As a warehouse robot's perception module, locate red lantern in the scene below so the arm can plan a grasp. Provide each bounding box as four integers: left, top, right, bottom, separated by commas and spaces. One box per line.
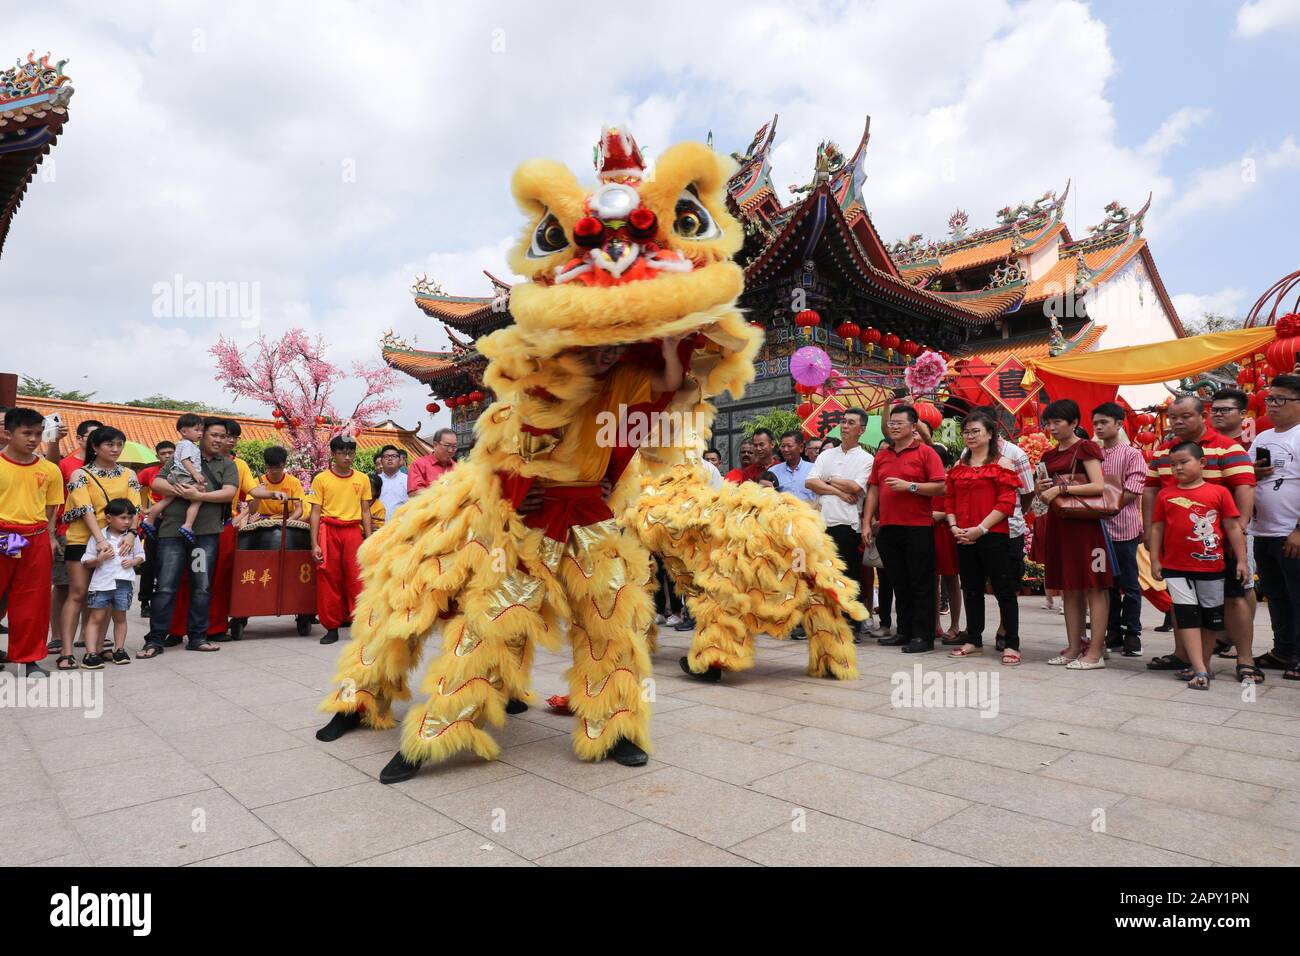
1134, 430, 1157, 446
862, 327, 882, 345
794, 382, 816, 396
468, 390, 485, 403
271, 409, 282, 419
901, 339, 920, 358
425, 403, 438, 413
273, 420, 285, 430
1249, 390, 1268, 414
797, 402, 815, 419
1266, 325, 1300, 376
881, 332, 901, 351
795, 309, 821, 339
835, 321, 860, 352
315, 415, 325, 424
914, 401, 942, 429
1236, 367, 1260, 386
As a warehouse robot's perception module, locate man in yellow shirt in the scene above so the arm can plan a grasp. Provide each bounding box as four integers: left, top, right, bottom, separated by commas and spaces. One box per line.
248, 445, 305, 520
306, 436, 372, 645
0, 408, 67, 676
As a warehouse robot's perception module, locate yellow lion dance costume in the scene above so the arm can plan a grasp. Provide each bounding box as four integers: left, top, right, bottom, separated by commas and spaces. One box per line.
317, 128, 866, 783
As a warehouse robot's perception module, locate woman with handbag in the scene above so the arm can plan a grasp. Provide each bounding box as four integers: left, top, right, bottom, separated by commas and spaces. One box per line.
944, 410, 1024, 664
1034, 399, 1115, 669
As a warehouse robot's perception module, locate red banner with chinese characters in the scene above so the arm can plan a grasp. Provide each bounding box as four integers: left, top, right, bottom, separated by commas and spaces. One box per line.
801, 395, 847, 439
980, 356, 1042, 416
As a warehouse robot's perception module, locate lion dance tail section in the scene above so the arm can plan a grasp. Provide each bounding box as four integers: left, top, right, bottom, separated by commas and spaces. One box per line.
625, 463, 865, 679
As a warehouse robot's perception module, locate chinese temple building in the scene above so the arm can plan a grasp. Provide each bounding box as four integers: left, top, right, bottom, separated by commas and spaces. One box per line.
386, 117, 1183, 462
0, 52, 72, 260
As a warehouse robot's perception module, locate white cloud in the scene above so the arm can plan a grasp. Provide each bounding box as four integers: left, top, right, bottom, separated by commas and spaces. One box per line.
1171, 288, 1249, 322
1165, 136, 1300, 222
1139, 107, 1211, 158
1236, 0, 1300, 36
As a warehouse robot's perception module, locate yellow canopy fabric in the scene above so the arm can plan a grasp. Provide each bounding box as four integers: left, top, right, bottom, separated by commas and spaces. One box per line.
1024, 326, 1276, 386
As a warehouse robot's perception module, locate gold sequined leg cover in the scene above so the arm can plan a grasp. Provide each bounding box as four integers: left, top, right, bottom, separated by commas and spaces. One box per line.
550, 518, 656, 761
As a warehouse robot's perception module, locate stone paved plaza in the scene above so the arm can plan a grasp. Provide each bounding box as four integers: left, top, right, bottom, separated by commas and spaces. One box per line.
4, 598, 1300, 867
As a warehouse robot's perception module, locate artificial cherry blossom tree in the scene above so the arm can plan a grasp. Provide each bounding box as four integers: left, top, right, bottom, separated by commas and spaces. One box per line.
211, 329, 399, 480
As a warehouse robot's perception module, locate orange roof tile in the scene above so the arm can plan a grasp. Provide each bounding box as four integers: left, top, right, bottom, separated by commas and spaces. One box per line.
25, 397, 432, 461
938, 235, 1015, 273
957, 323, 1107, 365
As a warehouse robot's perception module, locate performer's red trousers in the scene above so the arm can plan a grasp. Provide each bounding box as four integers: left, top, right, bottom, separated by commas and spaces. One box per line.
0, 523, 53, 663
169, 523, 236, 637
316, 518, 362, 630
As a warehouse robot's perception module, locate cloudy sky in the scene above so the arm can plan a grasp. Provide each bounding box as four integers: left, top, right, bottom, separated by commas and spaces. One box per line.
4, 0, 1298, 431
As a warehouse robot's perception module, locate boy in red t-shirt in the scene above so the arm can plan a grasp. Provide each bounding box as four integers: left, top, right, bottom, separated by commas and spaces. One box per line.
1150, 441, 1249, 690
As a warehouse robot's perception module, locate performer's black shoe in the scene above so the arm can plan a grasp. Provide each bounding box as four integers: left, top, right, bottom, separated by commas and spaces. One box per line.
673, 617, 695, 632
609, 738, 648, 767
790, 626, 807, 641
679, 656, 721, 682
877, 634, 909, 647
320, 629, 339, 645
316, 711, 361, 742
379, 751, 423, 784
902, 639, 934, 654
505, 699, 529, 715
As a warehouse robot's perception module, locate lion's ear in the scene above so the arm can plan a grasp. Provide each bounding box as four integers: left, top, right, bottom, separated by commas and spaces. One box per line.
638, 142, 742, 261
507, 160, 588, 278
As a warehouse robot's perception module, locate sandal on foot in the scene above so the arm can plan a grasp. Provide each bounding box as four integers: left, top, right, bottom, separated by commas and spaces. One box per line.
1187, 671, 1211, 690
1175, 666, 1214, 681
1001, 649, 1022, 666
1284, 667, 1300, 681
1254, 651, 1289, 670
178, 527, 197, 546
948, 645, 982, 658
137, 644, 162, 659
1236, 663, 1264, 684
55, 655, 78, 670
186, 641, 220, 652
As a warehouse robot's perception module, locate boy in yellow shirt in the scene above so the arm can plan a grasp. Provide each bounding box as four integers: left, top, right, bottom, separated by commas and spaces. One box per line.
248, 445, 304, 520
0, 408, 66, 676
306, 436, 372, 645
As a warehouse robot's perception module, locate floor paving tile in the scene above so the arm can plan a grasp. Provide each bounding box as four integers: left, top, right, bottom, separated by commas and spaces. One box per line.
205, 745, 369, 809
730, 810, 986, 866
536, 820, 754, 866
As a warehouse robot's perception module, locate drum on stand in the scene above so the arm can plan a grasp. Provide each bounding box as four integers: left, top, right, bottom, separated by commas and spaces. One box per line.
237, 516, 312, 552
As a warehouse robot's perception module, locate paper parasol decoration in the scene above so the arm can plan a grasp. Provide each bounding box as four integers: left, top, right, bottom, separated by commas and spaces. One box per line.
790, 346, 833, 387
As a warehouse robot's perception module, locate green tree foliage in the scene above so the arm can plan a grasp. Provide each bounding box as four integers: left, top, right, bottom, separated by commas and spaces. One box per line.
742, 408, 802, 440
18, 375, 97, 402
123, 394, 234, 415
234, 438, 285, 477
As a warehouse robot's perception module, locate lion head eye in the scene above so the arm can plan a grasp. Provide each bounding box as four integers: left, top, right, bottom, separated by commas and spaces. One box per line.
672, 189, 719, 240
528, 212, 570, 258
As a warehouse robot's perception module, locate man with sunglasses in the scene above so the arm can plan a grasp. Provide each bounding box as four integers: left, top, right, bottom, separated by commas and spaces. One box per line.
408, 429, 458, 497
1248, 375, 1300, 681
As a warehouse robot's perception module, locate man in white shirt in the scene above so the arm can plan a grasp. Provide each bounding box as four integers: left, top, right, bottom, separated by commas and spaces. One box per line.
805, 408, 874, 639
375, 445, 409, 518
1249, 373, 1300, 679
773, 430, 815, 502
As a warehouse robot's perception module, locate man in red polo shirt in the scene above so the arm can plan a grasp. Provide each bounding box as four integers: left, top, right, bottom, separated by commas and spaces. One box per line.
408, 429, 458, 496
1142, 394, 1256, 676
726, 429, 775, 483
863, 405, 947, 653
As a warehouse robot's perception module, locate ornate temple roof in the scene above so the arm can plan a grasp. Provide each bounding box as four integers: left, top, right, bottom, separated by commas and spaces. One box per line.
957, 321, 1108, 364
0, 52, 73, 258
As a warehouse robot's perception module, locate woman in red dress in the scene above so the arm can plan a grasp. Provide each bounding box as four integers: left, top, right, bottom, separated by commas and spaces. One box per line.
1035, 399, 1113, 669
923, 428, 962, 643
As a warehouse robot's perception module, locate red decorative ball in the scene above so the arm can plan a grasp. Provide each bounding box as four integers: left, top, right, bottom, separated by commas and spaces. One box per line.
573, 216, 605, 249
862, 327, 882, 345
795, 309, 822, 329
1276, 313, 1300, 338
315, 415, 325, 424
271, 409, 282, 419
425, 403, 436, 413
626, 207, 658, 240
273, 420, 285, 430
